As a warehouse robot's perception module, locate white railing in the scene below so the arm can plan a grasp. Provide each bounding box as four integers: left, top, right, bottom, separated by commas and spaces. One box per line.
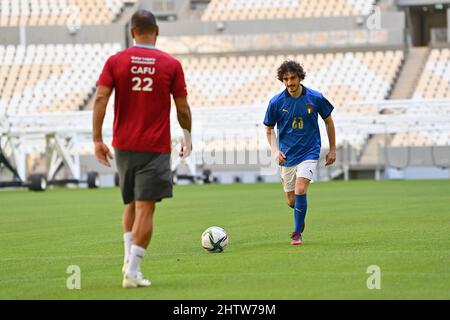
1, 99, 450, 183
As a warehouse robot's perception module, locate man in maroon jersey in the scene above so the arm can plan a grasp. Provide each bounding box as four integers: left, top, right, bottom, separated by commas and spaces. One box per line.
92, 10, 192, 288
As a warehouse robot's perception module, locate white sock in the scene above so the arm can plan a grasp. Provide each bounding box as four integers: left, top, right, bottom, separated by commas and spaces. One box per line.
123, 232, 133, 264
126, 244, 146, 277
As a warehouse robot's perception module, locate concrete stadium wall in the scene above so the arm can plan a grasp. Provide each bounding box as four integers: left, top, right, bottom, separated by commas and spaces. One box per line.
383, 146, 450, 169
158, 11, 405, 44
0, 27, 20, 44
138, 0, 191, 20
0, 24, 128, 47
385, 166, 450, 179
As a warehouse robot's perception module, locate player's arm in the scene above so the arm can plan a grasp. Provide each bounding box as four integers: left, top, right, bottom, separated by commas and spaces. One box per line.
92, 85, 113, 167
265, 125, 286, 165
324, 115, 336, 166
174, 96, 192, 158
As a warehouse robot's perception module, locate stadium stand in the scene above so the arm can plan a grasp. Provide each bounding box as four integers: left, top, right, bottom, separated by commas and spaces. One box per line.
180, 50, 404, 110
1, 45, 404, 116
390, 101, 450, 148
201, 0, 376, 21
413, 48, 450, 99
0, 43, 122, 115
0, 0, 130, 26
390, 131, 441, 147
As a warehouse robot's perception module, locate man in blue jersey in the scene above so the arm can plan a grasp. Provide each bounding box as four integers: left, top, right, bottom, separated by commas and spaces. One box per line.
264, 60, 336, 245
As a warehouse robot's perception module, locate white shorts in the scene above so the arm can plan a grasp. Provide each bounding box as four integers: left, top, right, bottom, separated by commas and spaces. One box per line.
280, 160, 318, 193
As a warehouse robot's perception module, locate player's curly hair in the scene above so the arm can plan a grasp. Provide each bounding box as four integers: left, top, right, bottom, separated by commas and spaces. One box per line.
277, 60, 306, 82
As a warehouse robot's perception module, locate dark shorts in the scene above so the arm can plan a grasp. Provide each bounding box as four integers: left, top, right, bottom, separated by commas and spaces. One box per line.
115, 148, 173, 204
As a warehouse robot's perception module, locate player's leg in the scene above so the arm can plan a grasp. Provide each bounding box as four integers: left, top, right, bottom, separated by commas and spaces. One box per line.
125, 200, 155, 278
281, 166, 301, 244
129, 152, 171, 250
123, 201, 135, 232
123, 152, 172, 288
285, 191, 295, 208
122, 201, 135, 273
294, 177, 311, 232
132, 200, 155, 248
281, 166, 296, 204
115, 148, 138, 274
291, 160, 318, 245
123, 200, 154, 288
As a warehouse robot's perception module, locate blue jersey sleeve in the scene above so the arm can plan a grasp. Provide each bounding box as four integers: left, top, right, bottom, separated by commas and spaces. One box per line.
263, 100, 278, 127
318, 94, 334, 119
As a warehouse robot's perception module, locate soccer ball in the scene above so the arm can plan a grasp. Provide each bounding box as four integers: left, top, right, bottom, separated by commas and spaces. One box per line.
201, 226, 229, 253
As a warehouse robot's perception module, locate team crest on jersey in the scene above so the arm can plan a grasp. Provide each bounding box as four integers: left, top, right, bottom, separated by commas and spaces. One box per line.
306, 103, 313, 114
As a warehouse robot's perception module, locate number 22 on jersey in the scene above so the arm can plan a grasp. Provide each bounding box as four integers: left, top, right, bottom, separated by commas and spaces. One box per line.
132, 77, 153, 92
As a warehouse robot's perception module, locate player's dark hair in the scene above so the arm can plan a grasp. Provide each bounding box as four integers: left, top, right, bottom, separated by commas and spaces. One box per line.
277, 60, 306, 82
131, 10, 158, 35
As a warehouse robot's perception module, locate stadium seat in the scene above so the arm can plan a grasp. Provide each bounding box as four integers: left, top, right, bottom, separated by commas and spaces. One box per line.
0, 43, 122, 115
0, 0, 126, 26
413, 48, 450, 99
201, 0, 376, 21
179, 50, 404, 110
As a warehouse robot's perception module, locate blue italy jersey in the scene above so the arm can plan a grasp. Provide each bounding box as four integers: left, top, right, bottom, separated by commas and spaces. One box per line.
263, 85, 334, 167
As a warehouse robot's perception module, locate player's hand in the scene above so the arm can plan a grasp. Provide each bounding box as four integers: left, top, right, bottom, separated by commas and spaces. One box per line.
94, 141, 113, 167
179, 129, 192, 159
325, 149, 336, 166
274, 150, 286, 165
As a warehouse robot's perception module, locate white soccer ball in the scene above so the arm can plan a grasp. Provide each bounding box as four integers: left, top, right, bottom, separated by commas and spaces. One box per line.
201, 226, 229, 253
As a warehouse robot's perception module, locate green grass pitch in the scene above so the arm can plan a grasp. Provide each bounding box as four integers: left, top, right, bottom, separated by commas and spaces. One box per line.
0, 180, 449, 299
